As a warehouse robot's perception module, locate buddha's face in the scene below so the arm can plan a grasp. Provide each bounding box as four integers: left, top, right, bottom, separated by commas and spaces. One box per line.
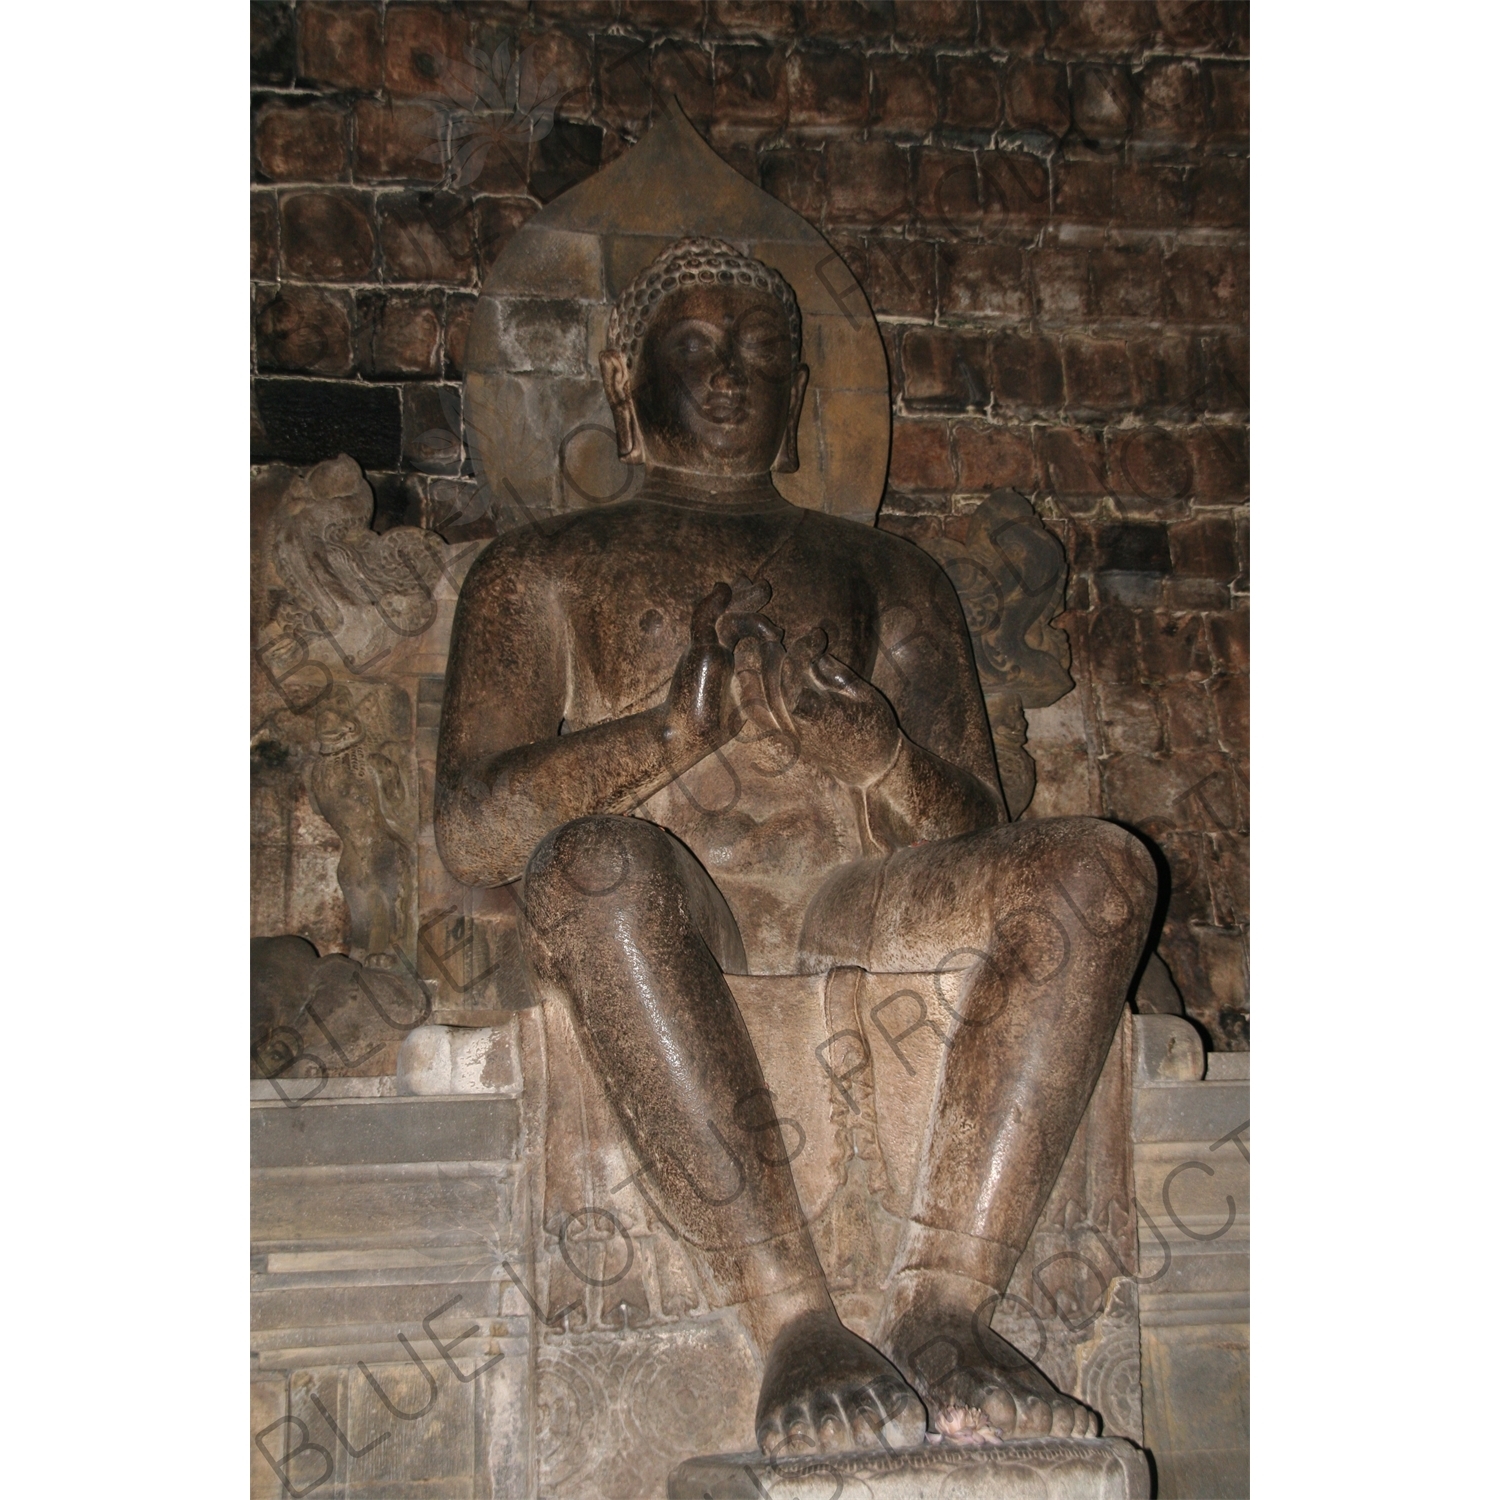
604, 284, 809, 478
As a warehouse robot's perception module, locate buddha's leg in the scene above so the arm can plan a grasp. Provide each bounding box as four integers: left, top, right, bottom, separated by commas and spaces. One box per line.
799, 817, 1156, 1439
520, 815, 924, 1456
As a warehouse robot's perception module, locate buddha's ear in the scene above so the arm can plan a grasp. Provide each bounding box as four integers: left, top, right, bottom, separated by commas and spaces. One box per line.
772, 365, 811, 475
600, 349, 644, 465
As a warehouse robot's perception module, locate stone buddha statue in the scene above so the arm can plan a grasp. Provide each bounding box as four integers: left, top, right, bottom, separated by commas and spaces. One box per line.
435, 238, 1155, 1458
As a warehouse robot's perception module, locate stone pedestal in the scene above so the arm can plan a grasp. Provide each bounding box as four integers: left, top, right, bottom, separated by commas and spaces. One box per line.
669, 1439, 1150, 1499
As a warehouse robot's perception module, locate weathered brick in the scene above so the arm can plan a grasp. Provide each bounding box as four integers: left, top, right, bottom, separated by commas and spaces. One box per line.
527, 31, 596, 116
384, 3, 471, 99
1157, 833, 1215, 925
803, 1, 895, 41
1003, 61, 1070, 137
253, 377, 402, 469
356, 290, 444, 377
1087, 607, 1138, 683
1168, 515, 1237, 581
1080, 520, 1170, 574
1101, 749, 1235, 835
1205, 608, 1249, 674
761, 149, 825, 220
938, 243, 1029, 320
255, 99, 349, 183
535, 0, 615, 22
837, 235, 934, 319
354, 100, 443, 183
256, 285, 354, 375
298, 2, 382, 91
953, 425, 1037, 492
403, 382, 464, 473
1031, 246, 1091, 321
1048, 1, 1159, 57
1185, 157, 1248, 228
1198, 331, 1249, 412
1070, 65, 1134, 141
976, 0, 1048, 52
1128, 334, 1199, 412
1038, 425, 1109, 497
1185, 425, 1248, 501
1054, 158, 1181, 226
443, 292, 477, 376
1163, 576, 1230, 611
787, 46, 867, 130
529, 120, 603, 203
1156, 1, 1242, 54
1137, 610, 1212, 683
992, 331, 1063, 409
252, 1, 296, 86
377, 191, 475, 284
894, 0, 972, 43
713, 44, 788, 129
889, 419, 954, 490
1096, 683, 1163, 755
1205, 830, 1249, 929
938, 58, 1001, 132
599, 36, 657, 135
281, 189, 377, 281
466, 126, 531, 195
915, 148, 979, 227
1159, 681, 1217, 753
978, 150, 1050, 224
826, 140, 910, 222
623, 1, 705, 31
1136, 61, 1206, 144
1093, 569, 1162, 608
901, 328, 990, 411
1164, 245, 1247, 323
1205, 62, 1250, 144
1210, 674, 1248, 754
653, 42, 715, 126
1092, 246, 1164, 318
475, 197, 536, 273
1063, 336, 1133, 410
870, 55, 938, 136
251, 191, 278, 279
1108, 427, 1193, 504
707, 0, 798, 35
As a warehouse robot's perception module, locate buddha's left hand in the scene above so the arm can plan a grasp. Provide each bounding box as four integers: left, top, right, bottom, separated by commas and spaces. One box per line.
779, 629, 903, 789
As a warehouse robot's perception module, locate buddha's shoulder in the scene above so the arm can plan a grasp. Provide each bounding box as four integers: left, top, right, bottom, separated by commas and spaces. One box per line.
793, 510, 950, 587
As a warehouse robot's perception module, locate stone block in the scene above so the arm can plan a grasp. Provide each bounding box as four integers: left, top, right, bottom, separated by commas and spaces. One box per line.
671, 1439, 1151, 1498
281, 189, 377, 281
938, 242, 1029, 320
992, 331, 1064, 409
787, 45, 868, 131
1071, 65, 1135, 141
383, 2, 470, 99
298, 2, 382, 92
1133, 1014, 1205, 1084
916, 146, 980, 227
870, 54, 939, 136
251, 1095, 520, 1169
475, 297, 588, 376
256, 285, 354, 376
354, 99, 444, 183
954, 424, 1037, 493
397, 1024, 517, 1095
901, 326, 991, 410
978, 150, 1051, 226
253, 378, 402, 469
255, 99, 349, 182
826, 139, 910, 223
889, 419, 953, 491
251, 1, 295, 87
377, 190, 476, 285
1003, 59, 1072, 137
355, 290, 444, 378
894, 0, 973, 43
713, 43, 789, 130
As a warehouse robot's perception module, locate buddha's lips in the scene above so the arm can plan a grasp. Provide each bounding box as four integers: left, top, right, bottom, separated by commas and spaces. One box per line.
700, 395, 746, 422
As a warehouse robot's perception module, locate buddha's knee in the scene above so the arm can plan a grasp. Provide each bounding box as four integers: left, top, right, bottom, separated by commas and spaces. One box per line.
1021, 818, 1156, 949
522, 814, 675, 929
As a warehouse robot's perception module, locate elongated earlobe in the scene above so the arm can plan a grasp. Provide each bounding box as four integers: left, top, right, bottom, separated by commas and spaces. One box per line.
599, 349, 645, 465
772, 365, 811, 475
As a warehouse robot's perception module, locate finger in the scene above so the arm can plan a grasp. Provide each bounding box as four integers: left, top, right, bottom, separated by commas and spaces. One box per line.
721, 610, 782, 646
810, 649, 861, 694
691, 582, 732, 645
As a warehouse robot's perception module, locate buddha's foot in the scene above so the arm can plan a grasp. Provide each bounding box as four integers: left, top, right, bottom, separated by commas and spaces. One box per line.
882, 1301, 1099, 1442
756, 1310, 927, 1457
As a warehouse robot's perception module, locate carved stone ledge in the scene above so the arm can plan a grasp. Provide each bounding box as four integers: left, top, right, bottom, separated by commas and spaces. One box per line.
669, 1437, 1150, 1499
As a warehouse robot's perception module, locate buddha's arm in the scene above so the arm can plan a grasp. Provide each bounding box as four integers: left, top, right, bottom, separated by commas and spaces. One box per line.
435, 549, 734, 887
865, 559, 1008, 849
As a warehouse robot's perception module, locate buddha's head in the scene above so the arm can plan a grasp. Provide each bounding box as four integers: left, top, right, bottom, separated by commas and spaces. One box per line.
600, 238, 810, 480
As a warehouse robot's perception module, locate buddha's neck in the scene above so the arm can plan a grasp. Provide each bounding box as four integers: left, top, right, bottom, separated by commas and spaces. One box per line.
638, 466, 788, 510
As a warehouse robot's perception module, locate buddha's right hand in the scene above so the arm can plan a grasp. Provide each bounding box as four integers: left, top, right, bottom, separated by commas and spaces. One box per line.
663, 579, 781, 758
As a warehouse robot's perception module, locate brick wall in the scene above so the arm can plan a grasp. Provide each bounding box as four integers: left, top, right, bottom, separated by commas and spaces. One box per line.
250, 0, 1249, 1049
